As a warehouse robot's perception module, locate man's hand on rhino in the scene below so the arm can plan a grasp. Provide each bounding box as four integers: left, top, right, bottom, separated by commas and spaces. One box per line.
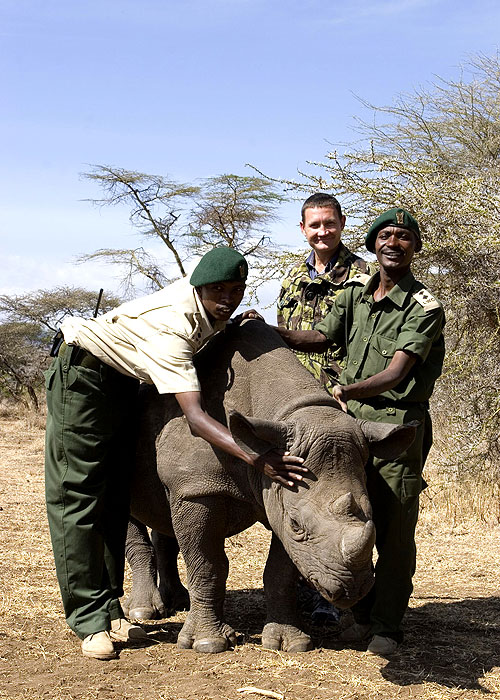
332, 385, 348, 413
232, 309, 265, 324
252, 449, 308, 487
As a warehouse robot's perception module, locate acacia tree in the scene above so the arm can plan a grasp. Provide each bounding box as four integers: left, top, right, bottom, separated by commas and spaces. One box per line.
81, 166, 286, 299
0, 287, 121, 333
0, 322, 47, 410
81, 166, 200, 291
270, 53, 500, 481
0, 287, 121, 410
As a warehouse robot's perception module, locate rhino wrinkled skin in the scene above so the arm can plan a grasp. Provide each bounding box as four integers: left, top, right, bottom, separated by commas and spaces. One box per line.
126, 320, 416, 653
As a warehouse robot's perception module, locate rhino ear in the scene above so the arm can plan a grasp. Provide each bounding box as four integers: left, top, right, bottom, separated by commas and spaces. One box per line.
228, 410, 290, 455
357, 419, 419, 460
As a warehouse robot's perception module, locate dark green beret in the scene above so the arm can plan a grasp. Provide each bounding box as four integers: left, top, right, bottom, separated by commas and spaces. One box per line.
189, 247, 248, 287
365, 208, 421, 253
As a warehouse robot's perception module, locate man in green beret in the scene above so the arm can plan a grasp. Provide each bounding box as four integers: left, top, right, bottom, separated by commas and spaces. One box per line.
274, 208, 445, 655
45, 247, 306, 660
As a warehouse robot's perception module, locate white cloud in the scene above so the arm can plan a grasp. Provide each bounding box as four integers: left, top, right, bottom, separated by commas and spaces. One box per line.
0, 254, 121, 297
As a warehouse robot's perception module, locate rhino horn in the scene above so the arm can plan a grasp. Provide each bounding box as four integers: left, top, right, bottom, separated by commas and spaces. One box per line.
341, 520, 375, 566
228, 410, 290, 456
330, 492, 357, 518
357, 419, 420, 460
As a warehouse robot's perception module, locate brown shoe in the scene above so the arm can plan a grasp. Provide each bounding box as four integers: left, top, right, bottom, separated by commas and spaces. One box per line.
110, 618, 148, 642
367, 634, 398, 656
82, 631, 116, 660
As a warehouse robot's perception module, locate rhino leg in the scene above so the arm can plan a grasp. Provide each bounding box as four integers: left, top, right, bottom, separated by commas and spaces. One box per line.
262, 533, 313, 652
173, 497, 237, 653
151, 529, 190, 613
123, 518, 168, 620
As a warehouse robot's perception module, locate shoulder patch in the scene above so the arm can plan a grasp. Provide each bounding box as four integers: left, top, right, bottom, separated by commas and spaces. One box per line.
345, 273, 371, 286
412, 289, 441, 311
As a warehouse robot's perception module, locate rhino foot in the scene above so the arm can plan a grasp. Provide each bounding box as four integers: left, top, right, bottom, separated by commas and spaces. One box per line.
177, 617, 237, 653
123, 588, 166, 620
127, 605, 160, 620
124, 581, 189, 620
194, 637, 232, 653
262, 623, 313, 652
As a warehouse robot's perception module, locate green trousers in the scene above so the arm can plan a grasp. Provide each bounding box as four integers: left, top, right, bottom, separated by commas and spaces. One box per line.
45, 344, 139, 639
349, 400, 433, 643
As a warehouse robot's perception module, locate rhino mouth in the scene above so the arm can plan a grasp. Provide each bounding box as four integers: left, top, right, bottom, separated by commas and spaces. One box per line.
309, 571, 374, 610
309, 578, 345, 606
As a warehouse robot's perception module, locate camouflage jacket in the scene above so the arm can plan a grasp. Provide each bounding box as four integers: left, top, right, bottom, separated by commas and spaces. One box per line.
277, 243, 373, 395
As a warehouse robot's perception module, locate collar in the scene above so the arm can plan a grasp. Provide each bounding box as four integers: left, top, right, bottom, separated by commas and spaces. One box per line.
362, 270, 417, 309
305, 248, 340, 280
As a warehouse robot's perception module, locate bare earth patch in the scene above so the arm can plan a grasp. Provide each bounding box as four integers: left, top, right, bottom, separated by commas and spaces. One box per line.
0, 416, 499, 700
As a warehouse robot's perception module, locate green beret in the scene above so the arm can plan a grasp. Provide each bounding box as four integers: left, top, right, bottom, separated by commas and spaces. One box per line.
365, 208, 422, 253
189, 247, 248, 287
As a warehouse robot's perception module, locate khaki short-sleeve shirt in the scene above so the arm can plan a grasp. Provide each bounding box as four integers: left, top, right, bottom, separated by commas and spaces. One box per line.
61, 278, 226, 394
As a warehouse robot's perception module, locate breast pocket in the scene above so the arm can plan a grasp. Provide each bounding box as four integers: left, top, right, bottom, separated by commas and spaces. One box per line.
315, 292, 339, 321
370, 334, 396, 372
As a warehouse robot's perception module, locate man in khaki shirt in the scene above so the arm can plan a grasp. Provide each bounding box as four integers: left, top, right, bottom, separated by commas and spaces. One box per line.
61, 273, 229, 394
45, 247, 306, 661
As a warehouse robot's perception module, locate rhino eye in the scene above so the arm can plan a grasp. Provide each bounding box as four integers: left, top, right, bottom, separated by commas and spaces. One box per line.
289, 517, 307, 540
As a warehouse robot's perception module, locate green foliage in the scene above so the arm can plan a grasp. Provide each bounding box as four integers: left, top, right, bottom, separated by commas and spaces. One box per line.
188, 174, 283, 251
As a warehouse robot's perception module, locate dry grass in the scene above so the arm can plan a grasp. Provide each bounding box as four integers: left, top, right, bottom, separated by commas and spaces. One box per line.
0, 398, 46, 429
419, 440, 500, 529
0, 414, 499, 700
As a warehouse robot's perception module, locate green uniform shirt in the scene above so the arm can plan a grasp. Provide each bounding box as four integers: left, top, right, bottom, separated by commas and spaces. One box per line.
277, 243, 373, 394
316, 270, 445, 640
315, 270, 445, 405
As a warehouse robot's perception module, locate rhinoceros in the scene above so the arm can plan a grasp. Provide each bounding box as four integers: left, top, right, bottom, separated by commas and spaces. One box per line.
125, 320, 416, 653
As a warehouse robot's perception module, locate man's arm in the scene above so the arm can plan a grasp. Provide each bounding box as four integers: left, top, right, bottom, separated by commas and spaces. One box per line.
232, 311, 332, 353
273, 326, 332, 352
174, 391, 308, 487
332, 350, 417, 412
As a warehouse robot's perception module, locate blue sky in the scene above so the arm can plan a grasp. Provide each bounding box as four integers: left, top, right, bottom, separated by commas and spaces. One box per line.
2, 0, 499, 310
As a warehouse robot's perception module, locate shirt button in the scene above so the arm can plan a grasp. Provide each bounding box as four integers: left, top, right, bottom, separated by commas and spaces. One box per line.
386, 407, 396, 415
363, 337, 368, 342
382, 350, 387, 355
371, 313, 377, 319
352, 360, 358, 365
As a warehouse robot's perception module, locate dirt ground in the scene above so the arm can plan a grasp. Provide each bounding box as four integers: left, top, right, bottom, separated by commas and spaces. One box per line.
0, 415, 499, 700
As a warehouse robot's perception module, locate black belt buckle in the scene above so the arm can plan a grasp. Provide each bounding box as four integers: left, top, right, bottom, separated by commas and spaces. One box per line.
49, 330, 64, 357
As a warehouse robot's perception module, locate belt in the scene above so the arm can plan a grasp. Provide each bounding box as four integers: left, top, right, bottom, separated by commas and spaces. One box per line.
58, 342, 102, 371
361, 396, 429, 411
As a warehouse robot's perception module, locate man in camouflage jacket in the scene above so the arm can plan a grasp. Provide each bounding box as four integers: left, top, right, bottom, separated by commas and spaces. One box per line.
278, 193, 373, 395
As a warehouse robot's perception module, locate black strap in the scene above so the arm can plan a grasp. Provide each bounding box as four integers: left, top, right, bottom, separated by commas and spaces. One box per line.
49, 330, 64, 357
